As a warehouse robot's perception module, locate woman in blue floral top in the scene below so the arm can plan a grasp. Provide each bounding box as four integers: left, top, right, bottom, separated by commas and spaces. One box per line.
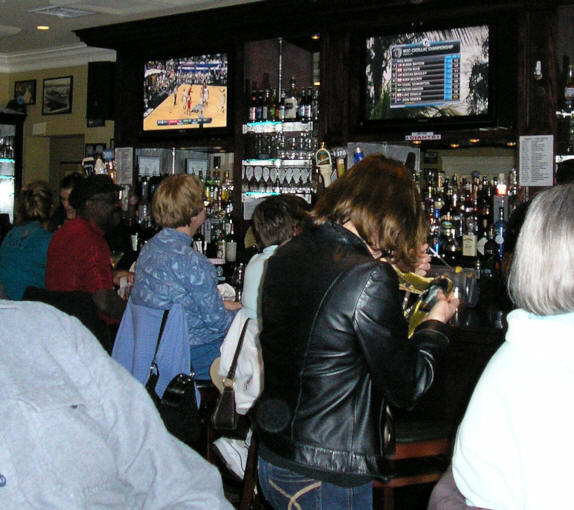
131, 174, 241, 379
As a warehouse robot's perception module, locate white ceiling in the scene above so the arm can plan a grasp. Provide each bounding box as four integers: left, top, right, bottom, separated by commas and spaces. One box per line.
0, 0, 261, 56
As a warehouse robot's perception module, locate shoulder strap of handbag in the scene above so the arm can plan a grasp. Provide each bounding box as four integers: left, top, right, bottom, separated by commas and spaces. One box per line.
225, 318, 251, 382
150, 309, 170, 369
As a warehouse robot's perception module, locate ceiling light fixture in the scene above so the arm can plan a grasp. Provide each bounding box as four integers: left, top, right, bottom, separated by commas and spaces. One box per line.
469, 138, 480, 143
450, 143, 460, 148
29, 6, 94, 19
36, 25, 50, 31
311, 34, 320, 40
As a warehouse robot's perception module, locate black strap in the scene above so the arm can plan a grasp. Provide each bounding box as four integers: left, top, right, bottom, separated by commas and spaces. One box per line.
225, 318, 250, 382
149, 309, 170, 372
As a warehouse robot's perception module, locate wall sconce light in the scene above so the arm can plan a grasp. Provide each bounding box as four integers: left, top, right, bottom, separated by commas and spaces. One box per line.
533, 60, 543, 80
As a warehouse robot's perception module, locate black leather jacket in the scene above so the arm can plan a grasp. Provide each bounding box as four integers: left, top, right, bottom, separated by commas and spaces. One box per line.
255, 221, 450, 481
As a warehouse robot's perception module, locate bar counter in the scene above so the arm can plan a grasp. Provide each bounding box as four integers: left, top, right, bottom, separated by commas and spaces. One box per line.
396, 274, 510, 434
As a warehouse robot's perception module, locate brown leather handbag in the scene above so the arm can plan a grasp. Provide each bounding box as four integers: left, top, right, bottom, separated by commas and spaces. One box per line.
211, 318, 250, 431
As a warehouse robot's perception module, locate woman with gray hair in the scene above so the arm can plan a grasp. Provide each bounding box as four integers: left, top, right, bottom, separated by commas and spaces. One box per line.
448, 183, 574, 509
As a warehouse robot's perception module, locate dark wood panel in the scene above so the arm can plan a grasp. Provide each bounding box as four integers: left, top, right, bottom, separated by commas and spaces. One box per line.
73, 0, 564, 152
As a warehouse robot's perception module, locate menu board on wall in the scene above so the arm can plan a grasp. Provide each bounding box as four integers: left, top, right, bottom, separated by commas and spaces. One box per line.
519, 135, 553, 187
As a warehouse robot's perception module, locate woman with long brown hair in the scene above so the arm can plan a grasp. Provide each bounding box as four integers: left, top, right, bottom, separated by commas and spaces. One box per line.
255, 155, 458, 510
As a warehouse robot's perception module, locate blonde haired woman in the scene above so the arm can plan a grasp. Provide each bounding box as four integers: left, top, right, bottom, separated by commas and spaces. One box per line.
0, 181, 54, 299
131, 174, 240, 380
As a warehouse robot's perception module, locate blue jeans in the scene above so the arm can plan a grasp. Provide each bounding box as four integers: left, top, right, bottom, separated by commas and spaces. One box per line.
258, 457, 373, 510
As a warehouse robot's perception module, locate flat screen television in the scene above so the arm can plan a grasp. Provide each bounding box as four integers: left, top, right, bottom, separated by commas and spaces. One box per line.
363, 24, 492, 129
143, 53, 228, 133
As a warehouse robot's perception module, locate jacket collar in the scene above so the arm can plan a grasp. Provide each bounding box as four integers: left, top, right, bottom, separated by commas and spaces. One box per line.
320, 221, 373, 257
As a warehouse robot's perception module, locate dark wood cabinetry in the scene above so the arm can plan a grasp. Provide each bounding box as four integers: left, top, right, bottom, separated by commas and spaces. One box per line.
75, 0, 564, 149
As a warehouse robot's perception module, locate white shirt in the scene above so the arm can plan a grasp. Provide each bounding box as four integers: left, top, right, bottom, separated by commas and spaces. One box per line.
453, 308, 574, 510
0, 299, 233, 510
241, 245, 277, 319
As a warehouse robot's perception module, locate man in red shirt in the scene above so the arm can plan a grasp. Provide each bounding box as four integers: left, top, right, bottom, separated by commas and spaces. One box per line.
46, 175, 131, 322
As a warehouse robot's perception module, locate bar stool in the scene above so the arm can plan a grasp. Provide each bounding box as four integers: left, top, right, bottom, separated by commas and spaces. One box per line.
195, 380, 220, 462
373, 417, 452, 510
238, 433, 261, 510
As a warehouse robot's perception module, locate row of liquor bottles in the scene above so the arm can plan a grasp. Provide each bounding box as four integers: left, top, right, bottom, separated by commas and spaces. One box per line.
423, 169, 519, 278
125, 211, 238, 283
192, 215, 238, 264
125, 165, 235, 252
248, 77, 319, 123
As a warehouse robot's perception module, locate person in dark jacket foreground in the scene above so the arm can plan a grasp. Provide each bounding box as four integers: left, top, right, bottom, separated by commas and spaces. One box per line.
255, 154, 459, 510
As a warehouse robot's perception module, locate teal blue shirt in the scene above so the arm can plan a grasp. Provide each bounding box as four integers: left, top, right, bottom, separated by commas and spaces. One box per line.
0, 222, 52, 300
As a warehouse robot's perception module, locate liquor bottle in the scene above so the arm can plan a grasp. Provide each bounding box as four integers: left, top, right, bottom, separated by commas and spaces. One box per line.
277, 88, 286, 122
494, 206, 507, 261
476, 218, 489, 257
297, 87, 307, 121
481, 225, 499, 278
221, 171, 233, 204
461, 213, 478, 266
565, 64, 574, 112
225, 219, 237, 263
284, 76, 299, 121
428, 207, 441, 258
193, 225, 205, 254
269, 88, 278, 121
443, 229, 461, 266
255, 90, 264, 121
204, 169, 212, 204
248, 87, 257, 122
262, 89, 270, 121
216, 227, 226, 260
128, 217, 142, 254
353, 146, 364, 164
305, 87, 313, 122
311, 86, 320, 122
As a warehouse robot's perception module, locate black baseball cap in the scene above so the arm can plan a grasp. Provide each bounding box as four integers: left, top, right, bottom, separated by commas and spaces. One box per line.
69, 174, 121, 209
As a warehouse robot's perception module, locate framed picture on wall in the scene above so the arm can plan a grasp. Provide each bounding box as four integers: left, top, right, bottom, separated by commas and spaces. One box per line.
14, 80, 36, 105
42, 76, 73, 115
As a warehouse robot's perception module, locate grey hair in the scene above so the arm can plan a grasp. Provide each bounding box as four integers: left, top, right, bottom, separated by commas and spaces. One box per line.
507, 183, 574, 315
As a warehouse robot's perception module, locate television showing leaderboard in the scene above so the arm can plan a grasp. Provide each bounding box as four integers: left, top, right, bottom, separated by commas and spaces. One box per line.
143, 53, 228, 132
364, 25, 490, 122
390, 40, 461, 109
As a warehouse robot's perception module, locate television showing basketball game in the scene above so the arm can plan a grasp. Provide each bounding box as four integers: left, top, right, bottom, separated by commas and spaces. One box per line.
143, 53, 228, 132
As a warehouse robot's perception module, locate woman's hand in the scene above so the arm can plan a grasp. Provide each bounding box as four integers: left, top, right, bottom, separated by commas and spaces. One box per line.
224, 300, 242, 311
113, 270, 134, 287
425, 290, 460, 324
414, 243, 431, 276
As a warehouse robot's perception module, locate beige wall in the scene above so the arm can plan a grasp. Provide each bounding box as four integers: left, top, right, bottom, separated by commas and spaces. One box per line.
0, 74, 8, 103
0, 65, 114, 188
422, 147, 517, 179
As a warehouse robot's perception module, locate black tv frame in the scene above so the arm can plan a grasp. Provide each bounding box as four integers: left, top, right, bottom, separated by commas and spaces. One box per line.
353, 18, 510, 136
138, 48, 234, 141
